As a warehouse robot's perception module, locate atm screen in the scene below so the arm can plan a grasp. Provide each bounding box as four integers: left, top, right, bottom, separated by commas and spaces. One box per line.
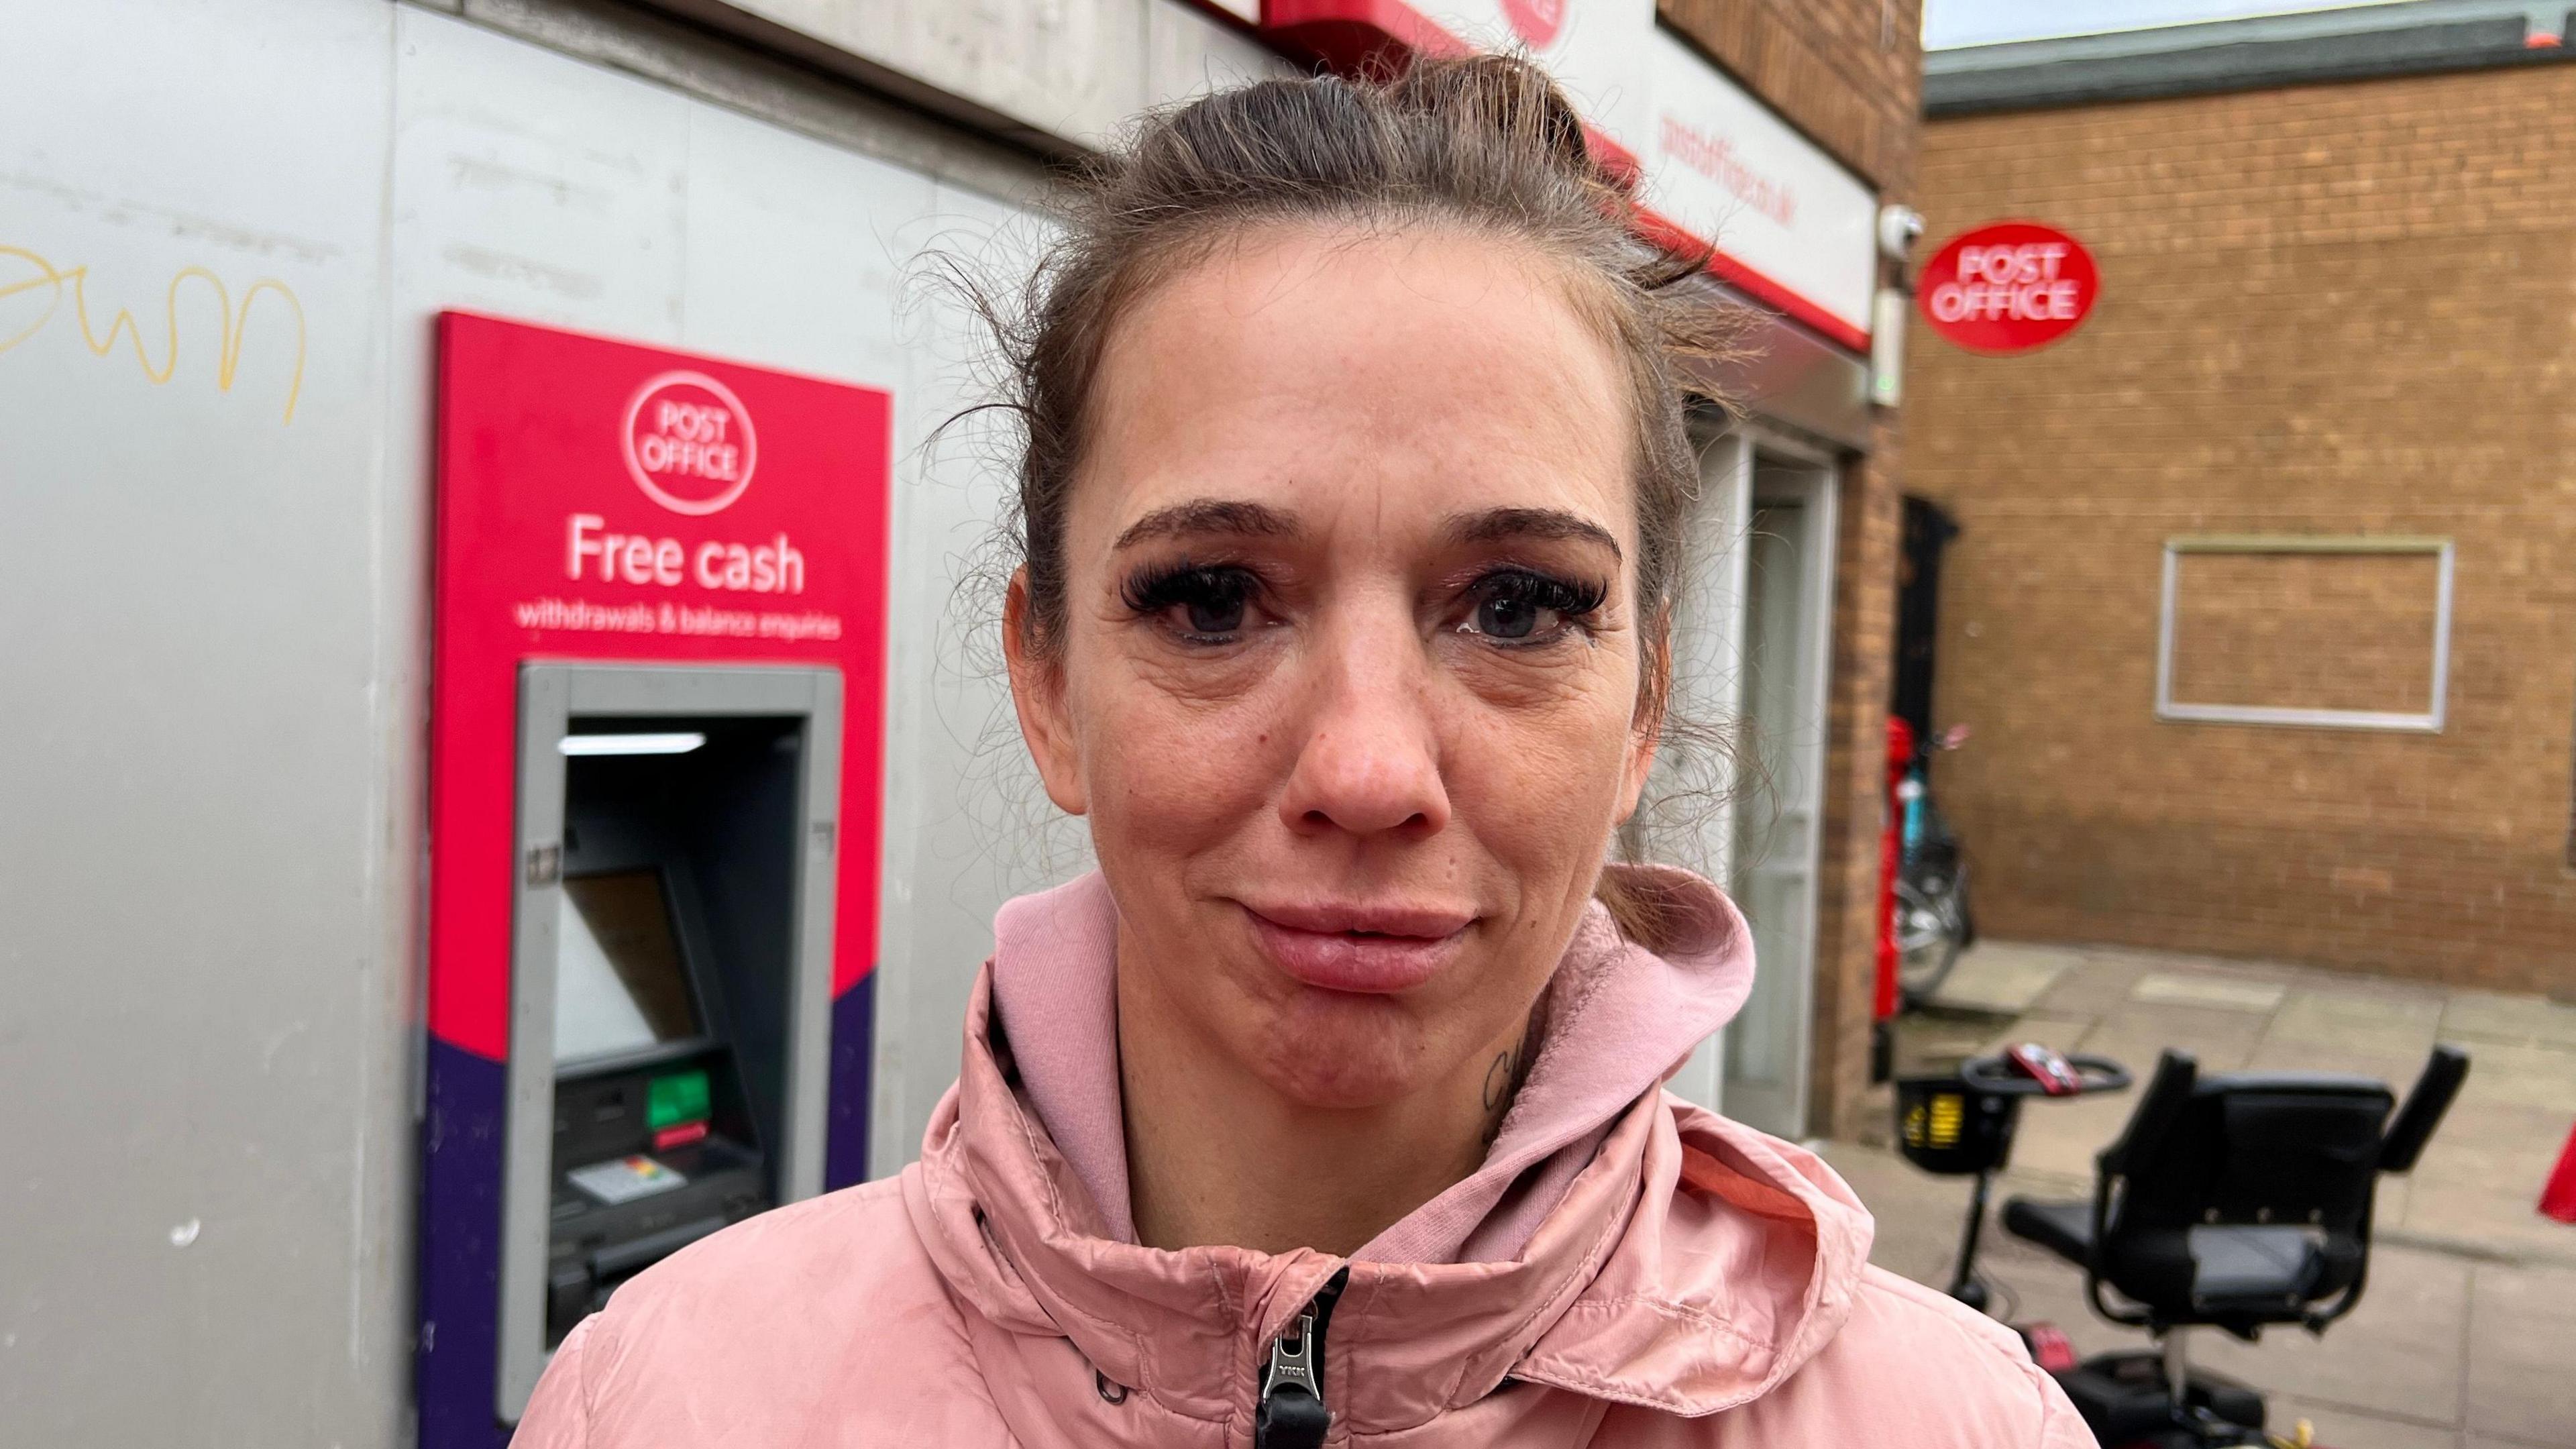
555, 870, 700, 1063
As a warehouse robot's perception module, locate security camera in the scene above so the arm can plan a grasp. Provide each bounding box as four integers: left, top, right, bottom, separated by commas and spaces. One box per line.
1878, 205, 1925, 261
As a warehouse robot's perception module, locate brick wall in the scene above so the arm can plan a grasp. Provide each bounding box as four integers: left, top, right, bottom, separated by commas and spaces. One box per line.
1908, 64, 2576, 996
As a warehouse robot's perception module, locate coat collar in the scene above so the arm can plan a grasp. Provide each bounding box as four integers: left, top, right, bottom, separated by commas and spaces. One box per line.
901, 874, 1874, 1436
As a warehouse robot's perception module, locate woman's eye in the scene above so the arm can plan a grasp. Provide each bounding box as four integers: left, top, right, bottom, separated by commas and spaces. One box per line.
1122, 564, 1258, 641
1459, 571, 1603, 645
1183, 592, 1245, 635
1476, 592, 1542, 640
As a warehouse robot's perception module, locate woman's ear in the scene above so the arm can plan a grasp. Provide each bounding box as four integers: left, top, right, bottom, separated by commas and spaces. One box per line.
1616, 606, 1672, 822
1002, 568, 1091, 817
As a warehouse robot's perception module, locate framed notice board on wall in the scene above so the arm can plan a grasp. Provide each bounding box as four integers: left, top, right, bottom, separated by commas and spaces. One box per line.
2154, 535, 2455, 734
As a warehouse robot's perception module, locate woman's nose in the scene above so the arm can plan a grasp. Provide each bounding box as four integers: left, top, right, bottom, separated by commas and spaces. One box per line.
1275, 621, 1452, 839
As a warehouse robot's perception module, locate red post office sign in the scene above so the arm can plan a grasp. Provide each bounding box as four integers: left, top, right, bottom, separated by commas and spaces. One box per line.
1917, 221, 2099, 354
424, 312, 892, 1062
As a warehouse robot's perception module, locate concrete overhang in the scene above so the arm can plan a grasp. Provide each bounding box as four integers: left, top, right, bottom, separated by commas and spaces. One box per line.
1926, 1, 2576, 116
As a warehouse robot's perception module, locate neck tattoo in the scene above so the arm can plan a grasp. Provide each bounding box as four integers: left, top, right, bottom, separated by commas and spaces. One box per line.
1479, 998, 1548, 1146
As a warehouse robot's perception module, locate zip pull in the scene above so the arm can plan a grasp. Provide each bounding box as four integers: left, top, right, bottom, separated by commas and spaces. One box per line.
1254, 1309, 1329, 1449
1254, 1268, 1346, 1449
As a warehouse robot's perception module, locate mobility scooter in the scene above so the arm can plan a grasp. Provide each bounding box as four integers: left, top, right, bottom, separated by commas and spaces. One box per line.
1897, 1040, 2469, 1448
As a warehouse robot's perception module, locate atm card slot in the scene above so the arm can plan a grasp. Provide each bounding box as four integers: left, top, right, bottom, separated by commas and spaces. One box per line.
589, 1214, 729, 1278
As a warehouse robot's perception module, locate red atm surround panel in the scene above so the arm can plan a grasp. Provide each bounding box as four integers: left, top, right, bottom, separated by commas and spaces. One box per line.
419, 313, 890, 1446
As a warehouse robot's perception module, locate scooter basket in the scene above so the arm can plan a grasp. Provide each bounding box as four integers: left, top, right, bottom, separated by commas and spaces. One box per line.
1894, 1075, 2022, 1176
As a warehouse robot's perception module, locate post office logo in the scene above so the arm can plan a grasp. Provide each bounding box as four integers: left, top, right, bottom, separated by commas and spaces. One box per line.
623, 371, 759, 515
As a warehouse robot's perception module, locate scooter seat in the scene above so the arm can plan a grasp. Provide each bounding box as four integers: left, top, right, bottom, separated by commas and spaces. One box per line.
2002, 1197, 2092, 1265
2006, 1196, 2333, 1313
2179, 1226, 2326, 1305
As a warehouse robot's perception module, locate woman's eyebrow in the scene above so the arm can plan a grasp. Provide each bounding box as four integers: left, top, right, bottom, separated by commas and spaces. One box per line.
1112, 498, 1301, 549
1442, 507, 1623, 560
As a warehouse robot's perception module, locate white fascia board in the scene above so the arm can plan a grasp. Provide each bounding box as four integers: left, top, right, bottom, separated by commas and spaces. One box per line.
1635, 28, 1878, 341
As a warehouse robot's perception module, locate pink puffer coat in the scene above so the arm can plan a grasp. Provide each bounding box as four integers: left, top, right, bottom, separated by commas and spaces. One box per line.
516, 869, 2094, 1447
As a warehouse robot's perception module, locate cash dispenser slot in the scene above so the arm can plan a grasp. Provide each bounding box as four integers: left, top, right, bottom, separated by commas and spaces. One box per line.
498, 666, 841, 1416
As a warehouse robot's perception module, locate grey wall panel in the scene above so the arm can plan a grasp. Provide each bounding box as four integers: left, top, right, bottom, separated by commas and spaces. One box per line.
2, 0, 1082, 1439
0, 1, 410, 1443
866, 184, 1095, 1178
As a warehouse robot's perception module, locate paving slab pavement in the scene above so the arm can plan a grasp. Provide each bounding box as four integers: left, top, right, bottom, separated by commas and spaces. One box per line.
1933, 941, 2088, 1015
2463, 1260, 2576, 1446
1828, 942, 2576, 1449
2440, 991, 2576, 1053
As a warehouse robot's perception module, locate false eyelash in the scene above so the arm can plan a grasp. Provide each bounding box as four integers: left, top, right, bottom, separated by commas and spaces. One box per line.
1118, 560, 1256, 616
1474, 568, 1608, 621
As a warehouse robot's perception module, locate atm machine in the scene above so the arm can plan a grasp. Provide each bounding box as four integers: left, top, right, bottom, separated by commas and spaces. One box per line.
507, 668, 840, 1377
418, 315, 890, 1446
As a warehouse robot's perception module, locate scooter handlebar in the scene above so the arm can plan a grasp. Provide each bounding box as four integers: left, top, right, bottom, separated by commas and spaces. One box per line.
1956, 1052, 2133, 1097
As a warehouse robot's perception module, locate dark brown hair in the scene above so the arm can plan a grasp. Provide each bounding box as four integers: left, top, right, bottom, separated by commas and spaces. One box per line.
983, 54, 1740, 944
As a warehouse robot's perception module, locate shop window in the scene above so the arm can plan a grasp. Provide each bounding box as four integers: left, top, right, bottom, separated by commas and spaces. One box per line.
2155, 536, 2453, 733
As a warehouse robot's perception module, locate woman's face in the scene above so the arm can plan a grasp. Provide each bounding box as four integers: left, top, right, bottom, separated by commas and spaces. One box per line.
1008, 227, 1659, 1110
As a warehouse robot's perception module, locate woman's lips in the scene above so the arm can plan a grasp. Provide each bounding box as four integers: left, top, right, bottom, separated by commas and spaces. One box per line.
1240, 902, 1473, 994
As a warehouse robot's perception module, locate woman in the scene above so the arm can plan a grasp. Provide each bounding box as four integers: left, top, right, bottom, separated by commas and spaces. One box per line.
518, 57, 2092, 1448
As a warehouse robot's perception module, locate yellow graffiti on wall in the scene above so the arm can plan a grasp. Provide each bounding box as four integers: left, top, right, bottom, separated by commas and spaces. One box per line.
0, 244, 307, 424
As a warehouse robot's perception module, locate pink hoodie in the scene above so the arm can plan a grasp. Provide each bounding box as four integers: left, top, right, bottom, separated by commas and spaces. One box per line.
517, 867, 2095, 1447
